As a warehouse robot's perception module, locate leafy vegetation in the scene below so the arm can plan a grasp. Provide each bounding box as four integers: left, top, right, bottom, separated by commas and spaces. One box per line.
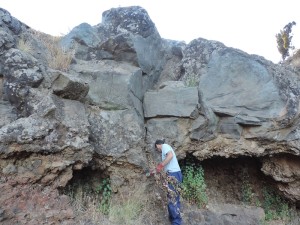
262, 187, 291, 221
238, 173, 294, 223
183, 73, 199, 87
241, 169, 254, 204
182, 164, 208, 208
95, 178, 112, 215
242, 181, 253, 204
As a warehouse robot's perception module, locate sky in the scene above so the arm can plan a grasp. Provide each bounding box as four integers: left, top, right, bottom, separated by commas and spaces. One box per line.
1, 0, 300, 63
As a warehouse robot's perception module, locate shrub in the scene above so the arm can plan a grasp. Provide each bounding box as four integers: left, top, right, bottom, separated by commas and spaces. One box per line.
183, 73, 199, 87
262, 187, 291, 221
241, 169, 254, 204
95, 178, 112, 215
242, 179, 253, 204
182, 164, 208, 208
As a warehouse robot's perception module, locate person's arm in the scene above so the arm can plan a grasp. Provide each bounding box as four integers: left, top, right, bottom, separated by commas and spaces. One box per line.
161, 151, 173, 166
156, 150, 173, 173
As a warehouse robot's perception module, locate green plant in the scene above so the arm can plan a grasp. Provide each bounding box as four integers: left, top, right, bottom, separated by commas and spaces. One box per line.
259, 218, 268, 225
182, 164, 208, 208
96, 178, 112, 215
255, 198, 262, 207
241, 170, 253, 204
242, 180, 253, 204
183, 73, 199, 87
262, 187, 291, 221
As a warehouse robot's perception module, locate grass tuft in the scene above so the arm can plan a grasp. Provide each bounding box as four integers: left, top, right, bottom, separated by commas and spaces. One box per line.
27, 30, 74, 71
17, 38, 33, 54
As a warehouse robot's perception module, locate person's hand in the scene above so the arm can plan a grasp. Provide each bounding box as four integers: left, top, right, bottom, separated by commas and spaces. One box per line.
148, 169, 155, 176
146, 171, 153, 177
156, 163, 164, 173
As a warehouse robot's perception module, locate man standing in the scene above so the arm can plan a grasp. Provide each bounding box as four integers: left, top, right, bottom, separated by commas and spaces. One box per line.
154, 139, 182, 225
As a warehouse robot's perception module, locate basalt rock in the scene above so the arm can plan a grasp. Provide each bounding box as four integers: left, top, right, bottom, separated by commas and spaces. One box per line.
0, 5, 300, 225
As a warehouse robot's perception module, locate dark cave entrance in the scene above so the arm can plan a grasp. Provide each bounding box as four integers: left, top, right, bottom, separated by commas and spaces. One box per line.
65, 166, 108, 188
59, 166, 111, 209
179, 154, 293, 206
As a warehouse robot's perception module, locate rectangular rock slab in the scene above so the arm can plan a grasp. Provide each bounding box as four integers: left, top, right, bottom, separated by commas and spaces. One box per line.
144, 85, 198, 118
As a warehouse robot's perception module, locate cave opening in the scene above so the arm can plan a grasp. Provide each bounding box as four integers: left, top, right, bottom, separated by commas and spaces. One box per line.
58, 166, 111, 213
179, 154, 298, 209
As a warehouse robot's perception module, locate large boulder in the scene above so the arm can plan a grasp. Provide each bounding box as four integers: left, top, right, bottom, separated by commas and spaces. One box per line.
177, 38, 300, 157
1, 47, 45, 116
199, 49, 285, 119
71, 59, 144, 116
61, 6, 167, 92
144, 81, 198, 118
51, 71, 89, 100
0, 95, 93, 186
0, 8, 25, 35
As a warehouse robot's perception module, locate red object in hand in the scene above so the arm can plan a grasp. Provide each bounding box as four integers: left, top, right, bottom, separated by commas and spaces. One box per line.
156, 163, 164, 173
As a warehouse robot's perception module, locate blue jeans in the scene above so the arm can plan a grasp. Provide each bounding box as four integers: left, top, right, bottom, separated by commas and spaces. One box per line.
167, 171, 183, 225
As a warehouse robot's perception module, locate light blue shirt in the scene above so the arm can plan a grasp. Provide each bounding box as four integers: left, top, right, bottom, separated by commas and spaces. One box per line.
161, 144, 181, 172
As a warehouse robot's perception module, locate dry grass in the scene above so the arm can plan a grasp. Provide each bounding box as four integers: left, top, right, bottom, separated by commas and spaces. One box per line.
17, 38, 33, 54
66, 184, 109, 224
109, 182, 169, 225
45, 37, 73, 72
28, 30, 74, 71
65, 181, 165, 225
109, 185, 147, 225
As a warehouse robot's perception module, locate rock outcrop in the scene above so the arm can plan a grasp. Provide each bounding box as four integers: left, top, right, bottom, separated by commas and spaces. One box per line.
0, 5, 300, 224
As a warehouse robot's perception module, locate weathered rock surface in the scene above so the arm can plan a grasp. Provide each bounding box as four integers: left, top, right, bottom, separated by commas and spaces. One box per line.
181, 203, 264, 225
0, 100, 16, 127
262, 155, 300, 201
52, 71, 89, 100
144, 81, 198, 118
200, 49, 285, 119
0, 5, 300, 224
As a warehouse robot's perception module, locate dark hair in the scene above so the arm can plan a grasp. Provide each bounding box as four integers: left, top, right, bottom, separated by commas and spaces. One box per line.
154, 139, 165, 147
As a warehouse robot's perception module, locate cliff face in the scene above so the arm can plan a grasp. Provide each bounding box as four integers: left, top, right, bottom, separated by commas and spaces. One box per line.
0, 6, 300, 224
